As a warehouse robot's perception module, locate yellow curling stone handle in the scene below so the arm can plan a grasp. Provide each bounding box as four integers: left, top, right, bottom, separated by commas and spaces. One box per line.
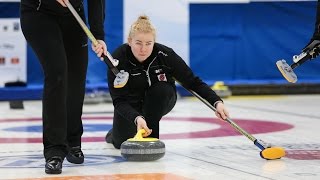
127, 129, 159, 142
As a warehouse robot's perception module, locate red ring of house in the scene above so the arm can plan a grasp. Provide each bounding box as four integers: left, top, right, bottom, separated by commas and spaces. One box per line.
0, 116, 293, 143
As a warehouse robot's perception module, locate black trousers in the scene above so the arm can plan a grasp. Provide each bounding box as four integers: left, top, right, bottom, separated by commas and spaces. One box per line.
111, 82, 177, 149
20, 5, 88, 160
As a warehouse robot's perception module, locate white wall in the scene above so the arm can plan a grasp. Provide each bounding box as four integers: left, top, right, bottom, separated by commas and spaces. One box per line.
124, 0, 190, 64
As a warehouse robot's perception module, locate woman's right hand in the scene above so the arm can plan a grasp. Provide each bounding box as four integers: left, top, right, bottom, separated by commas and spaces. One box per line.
136, 117, 152, 137
56, 0, 68, 7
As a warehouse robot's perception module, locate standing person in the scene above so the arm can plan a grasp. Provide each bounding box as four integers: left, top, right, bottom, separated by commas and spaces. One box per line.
105, 15, 230, 149
20, 0, 107, 174
299, 2, 320, 61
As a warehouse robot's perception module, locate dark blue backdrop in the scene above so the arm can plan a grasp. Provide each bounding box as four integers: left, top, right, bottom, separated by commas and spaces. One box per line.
190, 2, 319, 84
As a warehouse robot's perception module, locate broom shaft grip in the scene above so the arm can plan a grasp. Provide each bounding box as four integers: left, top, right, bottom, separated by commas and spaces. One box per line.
291, 53, 311, 69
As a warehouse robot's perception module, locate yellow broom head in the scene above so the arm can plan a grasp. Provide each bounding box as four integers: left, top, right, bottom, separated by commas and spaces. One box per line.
260, 147, 286, 160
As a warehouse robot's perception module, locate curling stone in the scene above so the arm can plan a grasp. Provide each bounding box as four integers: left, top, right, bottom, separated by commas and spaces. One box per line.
4, 81, 26, 109
211, 81, 232, 98
120, 129, 165, 161
84, 90, 104, 104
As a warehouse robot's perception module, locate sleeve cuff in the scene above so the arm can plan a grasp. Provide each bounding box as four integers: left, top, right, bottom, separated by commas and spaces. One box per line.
213, 101, 223, 108
134, 116, 145, 125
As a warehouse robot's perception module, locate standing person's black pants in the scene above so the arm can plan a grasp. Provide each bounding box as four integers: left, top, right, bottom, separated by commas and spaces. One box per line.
111, 82, 177, 149
20, 6, 88, 160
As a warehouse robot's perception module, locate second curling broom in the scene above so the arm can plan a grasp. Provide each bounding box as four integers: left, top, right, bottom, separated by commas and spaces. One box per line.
65, 1, 129, 88
276, 40, 320, 83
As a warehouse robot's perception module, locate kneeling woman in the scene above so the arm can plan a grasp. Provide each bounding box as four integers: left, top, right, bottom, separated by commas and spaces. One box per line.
106, 15, 230, 149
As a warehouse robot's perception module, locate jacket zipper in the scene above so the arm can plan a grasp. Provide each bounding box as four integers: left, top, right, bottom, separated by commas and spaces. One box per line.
145, 56, 157, 87
36, 0, 42, 11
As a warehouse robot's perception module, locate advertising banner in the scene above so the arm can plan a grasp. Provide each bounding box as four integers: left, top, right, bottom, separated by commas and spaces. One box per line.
0, 18, 27, 87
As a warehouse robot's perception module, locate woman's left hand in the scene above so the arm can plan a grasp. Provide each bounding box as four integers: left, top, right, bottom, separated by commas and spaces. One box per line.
92, 40, 107, 61
215, 102, 230, 121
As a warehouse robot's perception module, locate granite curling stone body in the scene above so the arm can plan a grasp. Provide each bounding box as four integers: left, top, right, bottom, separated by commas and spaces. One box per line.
120, 129, 166, 161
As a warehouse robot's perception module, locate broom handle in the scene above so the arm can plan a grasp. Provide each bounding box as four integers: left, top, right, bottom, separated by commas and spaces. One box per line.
65, 1, 119, 75
185, 88, 257, 142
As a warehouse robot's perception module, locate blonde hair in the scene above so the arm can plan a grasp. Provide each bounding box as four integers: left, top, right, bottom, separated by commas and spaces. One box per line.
128, 15, 156, 40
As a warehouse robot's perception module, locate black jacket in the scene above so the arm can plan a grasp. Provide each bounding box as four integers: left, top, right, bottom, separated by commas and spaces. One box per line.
313, 3, 320, 39
20, 0, 105, 40
108, 43, 222, 123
